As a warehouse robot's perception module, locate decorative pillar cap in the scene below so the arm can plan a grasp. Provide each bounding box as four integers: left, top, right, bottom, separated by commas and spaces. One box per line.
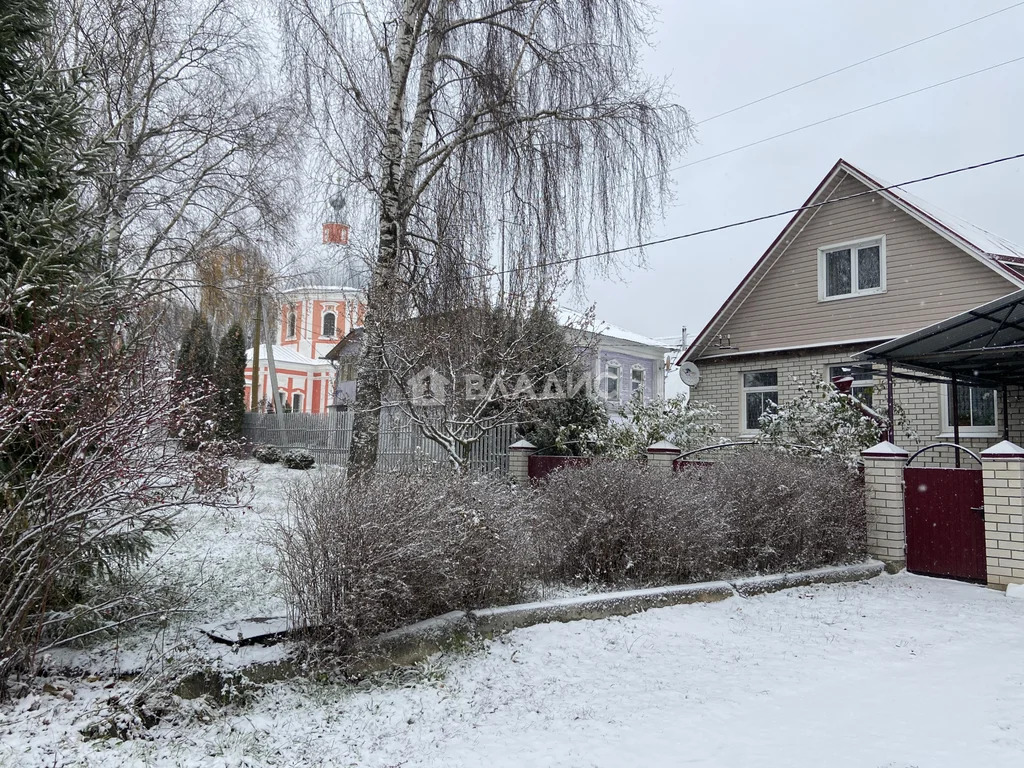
647, 440, 680, 454
509, 439, 537, 451
861, 440, 909, 459
981, 440, 1024, 460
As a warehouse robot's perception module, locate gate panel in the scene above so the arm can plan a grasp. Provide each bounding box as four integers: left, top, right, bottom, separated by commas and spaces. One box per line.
903, 466, 986, 582
528, 455, 592, 481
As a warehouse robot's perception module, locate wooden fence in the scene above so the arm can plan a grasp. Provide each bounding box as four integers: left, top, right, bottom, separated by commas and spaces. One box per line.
242, 409, 515, 473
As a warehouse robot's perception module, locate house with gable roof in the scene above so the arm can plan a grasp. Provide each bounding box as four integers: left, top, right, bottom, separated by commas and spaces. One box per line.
678, 158, 1024, 463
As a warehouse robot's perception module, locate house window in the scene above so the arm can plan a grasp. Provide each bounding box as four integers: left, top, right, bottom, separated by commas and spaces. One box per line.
322, 311, 336, 338
291, 392, 303, 413
631, 366, 645, 397
818, 236, 885, 300
742, 370, 778, 432
286, 308, 297, 339
943, 383, 997, 435
829, 364, 874, 407
606, 362, 620, 401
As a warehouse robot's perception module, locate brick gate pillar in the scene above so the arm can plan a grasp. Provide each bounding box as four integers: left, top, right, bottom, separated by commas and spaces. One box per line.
508, 439, 536, 485
646, 441, 680, 475
861, 441, 909, 571
980, 441, 1024, 590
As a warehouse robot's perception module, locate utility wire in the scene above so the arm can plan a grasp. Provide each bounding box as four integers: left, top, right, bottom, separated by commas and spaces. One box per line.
696, 1, 1024, 126
486, 151, 1024, 277
665, 53, 1024, 174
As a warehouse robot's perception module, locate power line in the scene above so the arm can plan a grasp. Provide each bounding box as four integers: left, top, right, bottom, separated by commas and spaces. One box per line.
665, 53, 1024, 174
696, 1, 1024, 126
488, 151, 1024, 277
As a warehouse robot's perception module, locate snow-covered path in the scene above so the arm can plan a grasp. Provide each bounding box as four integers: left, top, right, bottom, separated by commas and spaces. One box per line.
4, 573, 1024, 767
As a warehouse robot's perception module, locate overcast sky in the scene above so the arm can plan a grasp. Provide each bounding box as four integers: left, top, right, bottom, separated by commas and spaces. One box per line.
579, 0, 1024, 344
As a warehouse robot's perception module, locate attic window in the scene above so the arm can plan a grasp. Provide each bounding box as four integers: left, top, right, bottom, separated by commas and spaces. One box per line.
818, 236, 885, 301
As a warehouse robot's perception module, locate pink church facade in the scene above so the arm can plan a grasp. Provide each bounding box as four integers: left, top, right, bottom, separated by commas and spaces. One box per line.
244, 286, 365, 414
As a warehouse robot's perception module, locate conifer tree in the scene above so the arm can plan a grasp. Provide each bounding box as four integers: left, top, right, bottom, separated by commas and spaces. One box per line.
173, 313, 216, 447
0, 0, 95, 339
215, 322, 247, 437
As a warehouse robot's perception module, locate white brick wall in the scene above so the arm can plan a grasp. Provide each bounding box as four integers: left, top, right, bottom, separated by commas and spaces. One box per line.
862, 455, 906, 564
690, 344, 1024, 467
982, 457, 1024, 588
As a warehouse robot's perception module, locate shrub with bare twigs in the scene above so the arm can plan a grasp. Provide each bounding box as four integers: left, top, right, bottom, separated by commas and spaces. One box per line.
276, 470, 536, 649
0, 313, 250, 692
532, 450, 865, 586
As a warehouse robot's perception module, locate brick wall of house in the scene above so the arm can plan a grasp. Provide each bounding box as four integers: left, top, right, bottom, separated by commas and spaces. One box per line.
689, 344, 1024, 467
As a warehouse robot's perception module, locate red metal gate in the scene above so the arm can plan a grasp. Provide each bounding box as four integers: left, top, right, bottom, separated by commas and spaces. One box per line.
903, 466, 986, 582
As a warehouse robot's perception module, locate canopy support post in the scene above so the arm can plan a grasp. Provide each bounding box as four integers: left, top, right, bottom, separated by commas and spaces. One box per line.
951, 374, 961, 468
1003, 384, 1011, 442
886, 361, 895, 443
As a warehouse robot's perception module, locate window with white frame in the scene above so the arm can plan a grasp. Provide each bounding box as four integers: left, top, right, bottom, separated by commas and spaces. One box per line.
942, 383, 998, 435
606, 362, 620, 401
742, 370, 778, 432
631, 366, 645, 397
322, 310, 336, 337
286, 307, 297, 339
291, 392, 303, 413
818, 236, 885, 300
829, 364, 874, 407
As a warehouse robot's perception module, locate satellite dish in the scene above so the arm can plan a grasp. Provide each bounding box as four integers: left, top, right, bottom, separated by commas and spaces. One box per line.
678, 361, 701, 387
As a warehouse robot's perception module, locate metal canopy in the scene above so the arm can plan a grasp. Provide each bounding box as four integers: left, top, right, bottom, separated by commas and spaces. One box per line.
856, 289, 1024, 387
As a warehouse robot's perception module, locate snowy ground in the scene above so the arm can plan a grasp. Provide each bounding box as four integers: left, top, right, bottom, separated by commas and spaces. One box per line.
4, 572, 1024, 767
44, 459, 303, 677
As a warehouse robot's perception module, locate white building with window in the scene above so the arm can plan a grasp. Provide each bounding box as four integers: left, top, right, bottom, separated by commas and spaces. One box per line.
558, 308, 674, 413
244, 285, 366, 414
677, 158, 1024, 464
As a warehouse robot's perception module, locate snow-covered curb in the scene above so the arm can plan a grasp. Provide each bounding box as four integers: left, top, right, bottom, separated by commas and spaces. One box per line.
342, 560, 885, 675
185, 561, 887, 686
470, 581, 735, 636
730, 560, 885, 597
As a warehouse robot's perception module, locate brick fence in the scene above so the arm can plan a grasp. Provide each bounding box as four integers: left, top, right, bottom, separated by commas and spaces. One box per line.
861, 439, 1024, 590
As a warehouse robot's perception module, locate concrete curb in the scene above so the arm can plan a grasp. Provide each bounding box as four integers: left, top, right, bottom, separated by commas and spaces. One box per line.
216, 560, 885, 685
729, 561, 885, 597
351, 610, 471, 673
470, 581, 735, 636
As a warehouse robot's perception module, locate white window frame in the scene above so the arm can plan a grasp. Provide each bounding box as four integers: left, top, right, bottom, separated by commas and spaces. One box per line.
291, 392, 303, 413
741, 369, 779, 435
817, 235, 886, 302
286, 307, 297, 339
322, 310, 337, 338
605, 361, 621, 402
630, 365, 645, 398
939, 383, 999, 438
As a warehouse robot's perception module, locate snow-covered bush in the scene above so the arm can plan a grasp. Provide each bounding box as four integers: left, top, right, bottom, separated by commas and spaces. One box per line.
756, 374, 885, 465
533, 461, 729, 585
252, 445, 283, 464
531, 450, 865, 585
0, 313, 251, 691
282, 449, 315, 470
703, 449, 866, 572
601, 395, 722, 458
277, 470, 537, 649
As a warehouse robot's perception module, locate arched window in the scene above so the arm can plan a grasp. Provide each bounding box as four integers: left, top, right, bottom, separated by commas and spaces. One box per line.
322, 311, 336, 338
286, 308, 297, 339
605, 362, 620, 401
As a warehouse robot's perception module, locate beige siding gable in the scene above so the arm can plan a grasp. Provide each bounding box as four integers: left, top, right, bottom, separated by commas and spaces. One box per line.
697, 173, 1019, 359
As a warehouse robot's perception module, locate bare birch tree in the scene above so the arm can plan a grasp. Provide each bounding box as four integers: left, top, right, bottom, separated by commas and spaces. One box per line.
278, 0, 690, 475
381, 299, 594, 469
52, 0, 299, 305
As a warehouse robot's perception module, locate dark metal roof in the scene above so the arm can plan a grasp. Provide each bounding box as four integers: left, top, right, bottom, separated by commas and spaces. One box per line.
856, 290, 1024, 387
